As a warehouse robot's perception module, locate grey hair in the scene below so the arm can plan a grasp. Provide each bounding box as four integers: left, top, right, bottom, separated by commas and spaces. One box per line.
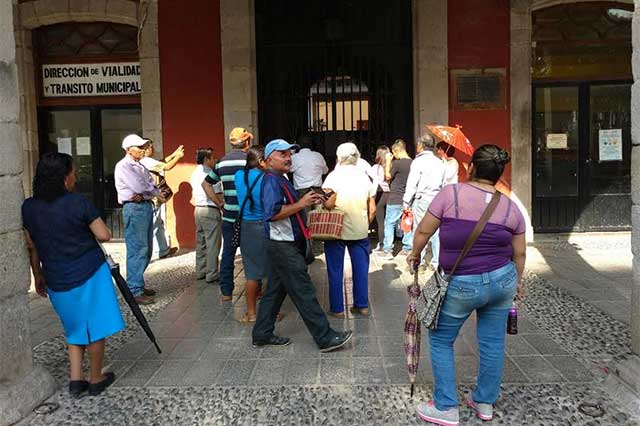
416, 134, 436, 151
336, 142, 360, 166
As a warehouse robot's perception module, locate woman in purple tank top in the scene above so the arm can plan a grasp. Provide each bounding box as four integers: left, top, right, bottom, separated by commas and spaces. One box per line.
407, 144, 527, 425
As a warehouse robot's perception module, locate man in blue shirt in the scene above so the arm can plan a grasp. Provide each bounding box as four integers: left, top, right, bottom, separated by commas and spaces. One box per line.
252, 139, 353, 352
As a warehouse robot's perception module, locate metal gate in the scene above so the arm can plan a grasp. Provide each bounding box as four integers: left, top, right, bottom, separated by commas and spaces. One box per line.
255, 0, 413, 166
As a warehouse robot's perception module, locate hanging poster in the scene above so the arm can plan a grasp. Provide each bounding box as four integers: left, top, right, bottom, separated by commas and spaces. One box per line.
57, 137, 72, 155
76, 137, 91, 156
599, 129, 623, 162
546, 133, 567, 149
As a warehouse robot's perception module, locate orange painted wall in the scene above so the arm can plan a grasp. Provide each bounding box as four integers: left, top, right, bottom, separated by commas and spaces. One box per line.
158, 0, 225, 248
448, 0, 511, 184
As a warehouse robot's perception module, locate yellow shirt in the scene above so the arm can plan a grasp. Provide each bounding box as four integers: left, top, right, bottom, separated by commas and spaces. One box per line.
322, 165, 377, 240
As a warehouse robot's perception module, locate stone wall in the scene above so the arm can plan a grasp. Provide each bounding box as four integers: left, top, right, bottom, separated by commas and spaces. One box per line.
631, 0, 640, 354
0, 1, 55, 424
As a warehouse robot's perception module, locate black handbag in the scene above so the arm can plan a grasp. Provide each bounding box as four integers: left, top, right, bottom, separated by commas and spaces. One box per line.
231, 173, 262, 248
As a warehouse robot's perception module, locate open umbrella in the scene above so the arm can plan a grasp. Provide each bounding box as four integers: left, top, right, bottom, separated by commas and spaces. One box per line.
426, 124, 475, 157
98, 243, 162, 354
404, 270, 422, 397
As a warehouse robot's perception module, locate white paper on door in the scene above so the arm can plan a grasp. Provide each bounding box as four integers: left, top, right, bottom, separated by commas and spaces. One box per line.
76, 137, 91, 156
56, 137, 72, 155
599, 129, 623, 162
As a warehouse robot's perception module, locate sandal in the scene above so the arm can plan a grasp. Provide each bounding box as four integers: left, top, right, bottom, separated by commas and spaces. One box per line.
239, 313, 257, 324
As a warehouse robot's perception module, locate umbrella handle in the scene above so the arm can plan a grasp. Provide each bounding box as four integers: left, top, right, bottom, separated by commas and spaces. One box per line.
96, 240, 119, 269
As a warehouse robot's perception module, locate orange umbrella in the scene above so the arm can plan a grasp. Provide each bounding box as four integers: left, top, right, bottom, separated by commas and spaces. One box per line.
426, 124, 475, 156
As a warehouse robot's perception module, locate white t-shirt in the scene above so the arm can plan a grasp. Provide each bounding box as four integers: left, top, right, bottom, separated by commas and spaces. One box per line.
190, 165, 222, 207
444, 158, 459, 185
290, 148, 329, 190
322, 165, 377, 240
140, 156, 165, 176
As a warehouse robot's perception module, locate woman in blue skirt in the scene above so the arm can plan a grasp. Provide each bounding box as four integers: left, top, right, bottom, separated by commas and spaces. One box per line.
22, 153, 125, 397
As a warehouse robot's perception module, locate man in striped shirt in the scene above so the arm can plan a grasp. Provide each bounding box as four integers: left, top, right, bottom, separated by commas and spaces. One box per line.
202, 127, 253, 300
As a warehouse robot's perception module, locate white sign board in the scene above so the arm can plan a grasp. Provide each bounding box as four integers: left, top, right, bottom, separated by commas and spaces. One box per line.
57, 137, 72, 155
546, 133, 568, 149
42, 62, 141, 97
76, 137, 91, 156
599, 129, 623, 162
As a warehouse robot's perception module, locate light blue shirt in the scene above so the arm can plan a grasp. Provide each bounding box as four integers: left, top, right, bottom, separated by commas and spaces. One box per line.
234, 169, 264, 221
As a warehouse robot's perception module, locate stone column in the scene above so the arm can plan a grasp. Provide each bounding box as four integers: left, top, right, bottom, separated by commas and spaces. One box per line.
0, 1, 56, 424
220, 0, 258, 149
632, 0, 640, 356
412, 0, 448, 140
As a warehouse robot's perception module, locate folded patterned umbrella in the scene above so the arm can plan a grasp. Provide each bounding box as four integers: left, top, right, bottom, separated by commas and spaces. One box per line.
404, 270, 422, 397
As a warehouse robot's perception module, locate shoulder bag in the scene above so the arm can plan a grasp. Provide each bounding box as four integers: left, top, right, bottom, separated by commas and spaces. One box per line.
150, 171, 173, 203
416, 190, 502, 330
231, 172, 263, 249
274, 176, 315, 265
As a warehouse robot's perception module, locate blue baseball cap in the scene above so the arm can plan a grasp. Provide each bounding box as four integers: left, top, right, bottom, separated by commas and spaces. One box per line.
264, 139, 299, 159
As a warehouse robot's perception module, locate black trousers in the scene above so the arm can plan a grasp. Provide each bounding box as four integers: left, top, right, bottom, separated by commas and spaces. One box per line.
253, 240, 335, 346
375, 191, 389, 246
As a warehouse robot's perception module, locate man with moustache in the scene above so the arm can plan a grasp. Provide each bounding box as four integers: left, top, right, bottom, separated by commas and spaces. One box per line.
252, 139, 353, 353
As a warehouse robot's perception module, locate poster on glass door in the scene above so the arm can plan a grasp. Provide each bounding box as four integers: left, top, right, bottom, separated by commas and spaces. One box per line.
599, 129, 623, 162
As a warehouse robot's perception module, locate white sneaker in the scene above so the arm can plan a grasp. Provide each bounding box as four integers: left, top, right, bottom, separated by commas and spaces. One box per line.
416, 400, 459, 426
466, 395, 493, 421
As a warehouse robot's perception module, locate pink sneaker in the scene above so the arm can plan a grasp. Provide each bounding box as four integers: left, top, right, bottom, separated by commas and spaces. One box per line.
416, 400, 459, 426
466, 395, 494, 421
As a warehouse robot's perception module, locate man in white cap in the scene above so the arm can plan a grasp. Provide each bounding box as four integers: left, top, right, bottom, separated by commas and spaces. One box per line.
252, 138, 353, 353
114, 134, 159, 305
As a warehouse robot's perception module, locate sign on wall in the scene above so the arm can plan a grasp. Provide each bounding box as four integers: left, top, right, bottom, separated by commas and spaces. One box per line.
546, 133, 568, 149
599, 129, 623, 162
42, 62, 141, 97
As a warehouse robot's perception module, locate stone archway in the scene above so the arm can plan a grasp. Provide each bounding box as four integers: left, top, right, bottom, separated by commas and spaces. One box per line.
13, 0, 163, 196
533, 0, 633, 10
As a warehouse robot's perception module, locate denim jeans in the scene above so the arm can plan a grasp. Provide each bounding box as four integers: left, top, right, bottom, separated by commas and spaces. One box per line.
253, 240, 336, 347
324, 238, 370, 313
429, 262, 518, 411
220, 220, 236, 296
383, 204, 412, 252
151, 204, 170, 259
412, 197, 439, 268
123, 201, 154, 296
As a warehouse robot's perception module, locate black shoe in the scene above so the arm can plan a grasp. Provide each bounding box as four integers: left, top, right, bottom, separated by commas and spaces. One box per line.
69, 380, 89, 397
88, 372, 115, 396
252, 335, 290, 348
142, 287, 156, 296
319, 330, 353, 353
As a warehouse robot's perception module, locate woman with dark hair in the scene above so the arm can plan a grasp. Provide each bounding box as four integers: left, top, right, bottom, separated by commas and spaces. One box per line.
234, 146, 267, 323
367, 145, 391, 251
407, 144, 526, 425
22, 153, 125, 397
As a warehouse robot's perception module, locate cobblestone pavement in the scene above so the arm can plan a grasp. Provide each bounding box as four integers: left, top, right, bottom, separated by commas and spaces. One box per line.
23, 236, 639, 425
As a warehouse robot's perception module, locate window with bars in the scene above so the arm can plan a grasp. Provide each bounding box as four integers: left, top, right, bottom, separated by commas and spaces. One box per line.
450, 68, 506, 110
308, 76, 369, 132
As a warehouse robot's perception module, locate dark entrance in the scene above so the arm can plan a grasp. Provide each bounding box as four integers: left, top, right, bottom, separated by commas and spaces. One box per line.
531, 2, 632, 232
38, 106, 142, 238
255, 0, 413, 165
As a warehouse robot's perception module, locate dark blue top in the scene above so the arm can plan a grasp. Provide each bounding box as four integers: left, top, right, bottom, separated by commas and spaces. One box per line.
261, 172, 307, 242
22, 192, 105, 292
234, 169, 264, 221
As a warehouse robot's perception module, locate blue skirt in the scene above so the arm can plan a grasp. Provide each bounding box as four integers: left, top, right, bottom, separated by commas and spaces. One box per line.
48, 262, 126, 345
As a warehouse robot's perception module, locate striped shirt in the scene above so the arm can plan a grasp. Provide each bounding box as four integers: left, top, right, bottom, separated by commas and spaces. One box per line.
204, 150, 247, 222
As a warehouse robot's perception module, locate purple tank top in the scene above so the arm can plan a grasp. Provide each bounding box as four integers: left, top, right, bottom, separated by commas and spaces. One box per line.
428, 183, 525, 275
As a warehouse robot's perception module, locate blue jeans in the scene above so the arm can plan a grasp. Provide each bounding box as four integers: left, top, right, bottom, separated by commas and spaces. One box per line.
220, 220, 236, 296
324, 238, 370, 313
123, 202, 154, 296
429, 262, 518, 411
383, 204, 412, 252
151, 204, 170, 259
412, 197, 439, 268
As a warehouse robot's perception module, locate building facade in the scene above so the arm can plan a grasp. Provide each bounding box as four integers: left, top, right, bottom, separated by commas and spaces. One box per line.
11, 0, 634, 247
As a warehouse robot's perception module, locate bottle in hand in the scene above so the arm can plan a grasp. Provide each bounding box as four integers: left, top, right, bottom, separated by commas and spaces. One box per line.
507, 305, 518, 335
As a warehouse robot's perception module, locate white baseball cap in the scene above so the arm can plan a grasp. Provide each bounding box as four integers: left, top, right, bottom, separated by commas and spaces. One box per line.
122, 134, 149, 150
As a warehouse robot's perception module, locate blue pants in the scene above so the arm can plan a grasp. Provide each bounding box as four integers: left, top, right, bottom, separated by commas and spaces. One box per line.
383, 204, 412, 252
412, 197, 440, 268
429, 262, 518, 411
324, 238, 370, 313
151, 204, 170, 259
123, 201, 154, 296
220, 220, 236, 296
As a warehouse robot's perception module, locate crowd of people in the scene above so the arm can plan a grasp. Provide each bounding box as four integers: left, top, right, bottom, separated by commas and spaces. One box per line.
22, 126, 526, 426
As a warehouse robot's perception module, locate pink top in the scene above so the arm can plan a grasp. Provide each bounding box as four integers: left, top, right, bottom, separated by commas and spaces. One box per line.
428, 183, 525, 275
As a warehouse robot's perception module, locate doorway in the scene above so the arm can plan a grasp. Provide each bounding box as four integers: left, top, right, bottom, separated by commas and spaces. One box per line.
532, 82, 631, 232
38, 105, 142, 238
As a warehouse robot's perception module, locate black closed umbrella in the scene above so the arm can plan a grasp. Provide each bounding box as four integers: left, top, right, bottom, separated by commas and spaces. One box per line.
99, 243, 162, 354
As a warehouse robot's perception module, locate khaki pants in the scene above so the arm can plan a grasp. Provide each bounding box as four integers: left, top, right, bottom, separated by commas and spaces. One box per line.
195, 206, 222, 283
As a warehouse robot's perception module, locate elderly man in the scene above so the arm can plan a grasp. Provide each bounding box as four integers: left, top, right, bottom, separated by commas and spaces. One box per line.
114, 134, 160, 304
290, 135, 328, 196
252, 139, 353, 353
202, 127, 252, 301
403, 134, 446, 270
